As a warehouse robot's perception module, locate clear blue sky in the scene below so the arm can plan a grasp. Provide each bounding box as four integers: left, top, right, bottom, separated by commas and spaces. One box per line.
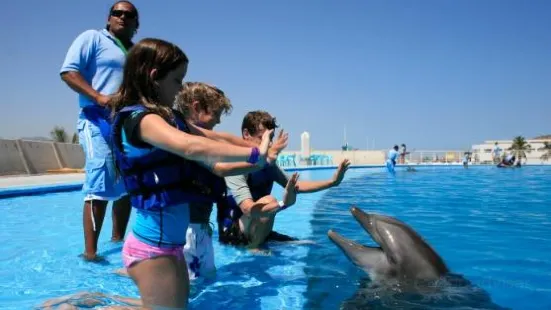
1, 0, 549, 150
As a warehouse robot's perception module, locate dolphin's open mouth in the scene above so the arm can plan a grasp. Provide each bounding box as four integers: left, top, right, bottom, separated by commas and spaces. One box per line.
328, 206, 450, 282
327, 206, 388, 271
327, 206, 381, 248
327, 229, 375, 250
327, 229, 385, 270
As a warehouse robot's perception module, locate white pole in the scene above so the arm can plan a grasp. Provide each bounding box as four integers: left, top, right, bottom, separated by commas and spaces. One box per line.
344, 125, 347, 146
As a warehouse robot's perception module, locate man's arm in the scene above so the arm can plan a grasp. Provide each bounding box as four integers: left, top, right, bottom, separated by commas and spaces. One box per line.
59, 30, 110, 106
272, 163, 331, 193
61, 72, 108, 106
225, 175, 280, 218
273, 159, 350, 194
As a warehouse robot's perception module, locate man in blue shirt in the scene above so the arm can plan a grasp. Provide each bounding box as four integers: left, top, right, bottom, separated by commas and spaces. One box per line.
492, 142, 502, 164
386, 145, 400, 174
59, 1, 139, 261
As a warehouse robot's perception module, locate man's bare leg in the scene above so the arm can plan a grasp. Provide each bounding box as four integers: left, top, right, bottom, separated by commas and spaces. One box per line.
82, 200, 108, 261
112, 195, 131, 242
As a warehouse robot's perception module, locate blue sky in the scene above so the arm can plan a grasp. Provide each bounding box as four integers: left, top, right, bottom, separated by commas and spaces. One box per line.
1, 0, 549, 150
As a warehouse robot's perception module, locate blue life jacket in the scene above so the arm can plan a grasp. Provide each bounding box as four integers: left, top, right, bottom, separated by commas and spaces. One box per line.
217, 166, 272, 231
81, 105, 112, 144
246, 166, 274, 200
216, 166, 274, 246
111, 104, 227, 211
217, 194, 243, 232
217, 166, 272, 228
216, 194, 248, 245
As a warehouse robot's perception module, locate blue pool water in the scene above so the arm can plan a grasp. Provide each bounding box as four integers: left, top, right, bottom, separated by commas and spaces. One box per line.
1, 166, 550, 309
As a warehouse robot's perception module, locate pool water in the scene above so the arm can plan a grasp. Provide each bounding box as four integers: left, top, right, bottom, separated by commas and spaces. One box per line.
0, 166, 550, 309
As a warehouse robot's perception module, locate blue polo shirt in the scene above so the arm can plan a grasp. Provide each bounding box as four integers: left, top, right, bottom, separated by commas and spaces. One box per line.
388, 149, 399, 162
60, 29, 127, 109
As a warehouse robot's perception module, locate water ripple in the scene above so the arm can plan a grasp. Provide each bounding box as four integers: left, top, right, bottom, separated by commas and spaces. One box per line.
1, 166, 551, 309
303, 166, 551, 310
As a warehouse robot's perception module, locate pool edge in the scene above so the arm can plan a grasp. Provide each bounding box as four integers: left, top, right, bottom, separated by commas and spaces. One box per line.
0, 182, 83, 199
1, 163, 547, 198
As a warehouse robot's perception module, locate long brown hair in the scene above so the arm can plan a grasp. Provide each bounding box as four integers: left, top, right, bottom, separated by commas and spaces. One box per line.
110, 38, 189, 121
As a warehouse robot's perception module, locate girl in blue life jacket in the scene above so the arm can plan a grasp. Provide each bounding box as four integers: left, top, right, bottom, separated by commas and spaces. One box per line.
109, 38, 273, 310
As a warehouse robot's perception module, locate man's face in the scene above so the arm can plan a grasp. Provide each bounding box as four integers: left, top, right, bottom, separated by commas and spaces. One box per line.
107, 2, 138, 38
245, 124, 273, 146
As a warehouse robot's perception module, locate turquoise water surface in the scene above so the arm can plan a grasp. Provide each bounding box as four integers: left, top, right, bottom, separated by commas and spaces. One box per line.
0, 166, 550, 309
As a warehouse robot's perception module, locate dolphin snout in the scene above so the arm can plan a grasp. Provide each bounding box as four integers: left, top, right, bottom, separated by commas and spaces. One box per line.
351, 207, 374, 228
327, 229, 346, 243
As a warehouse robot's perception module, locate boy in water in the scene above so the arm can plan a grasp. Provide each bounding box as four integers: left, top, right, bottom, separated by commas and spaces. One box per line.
219, 111, 351, 249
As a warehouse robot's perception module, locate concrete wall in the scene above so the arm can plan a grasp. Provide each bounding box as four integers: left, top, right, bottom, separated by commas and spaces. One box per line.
0, 139, 84, 176
55, 142, 85, 169
1, 140, 390, 176
0, 139, 29, 176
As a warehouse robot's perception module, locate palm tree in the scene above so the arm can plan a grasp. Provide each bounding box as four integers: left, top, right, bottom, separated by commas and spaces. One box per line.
540, 141, 551, 161
71, 133, 79, 144
50, 126, 68, 143
508, 136, 531, 163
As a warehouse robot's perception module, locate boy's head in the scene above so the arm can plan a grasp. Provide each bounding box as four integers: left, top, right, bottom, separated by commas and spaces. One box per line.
175, 82, 232, 129
241, 111, 278, 145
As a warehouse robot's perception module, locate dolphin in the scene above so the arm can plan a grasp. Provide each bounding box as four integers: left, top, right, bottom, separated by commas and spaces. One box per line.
327, 206, 448, 282
327, 207, 510, 309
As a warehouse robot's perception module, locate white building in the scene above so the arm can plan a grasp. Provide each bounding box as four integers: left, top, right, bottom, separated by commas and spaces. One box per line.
471, 138, 550, 164
300, 131, 311, 158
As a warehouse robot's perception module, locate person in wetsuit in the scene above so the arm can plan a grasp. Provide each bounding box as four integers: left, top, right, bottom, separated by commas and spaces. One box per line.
219, 111, 351, 249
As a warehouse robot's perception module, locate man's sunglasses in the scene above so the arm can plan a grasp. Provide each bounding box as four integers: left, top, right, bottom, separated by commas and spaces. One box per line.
111, 9, 137, 19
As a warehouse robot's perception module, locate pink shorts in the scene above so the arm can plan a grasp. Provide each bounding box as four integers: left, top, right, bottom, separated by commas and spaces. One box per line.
122, 233, 185, 268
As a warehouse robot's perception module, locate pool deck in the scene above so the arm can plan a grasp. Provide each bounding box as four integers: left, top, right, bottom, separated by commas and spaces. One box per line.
0, 173, 85, 189
0, 165, 344, 191
0, 164, 346, 197
0, 173, 85, 198
0, 162, 482, 190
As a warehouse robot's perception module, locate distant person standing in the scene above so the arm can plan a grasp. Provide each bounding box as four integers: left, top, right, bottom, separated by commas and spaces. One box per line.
399, 143, 409, 164
463, 152, 471, 168
386, 145, 400, 174
492, 142, 502, 163
59, 1, 139, 261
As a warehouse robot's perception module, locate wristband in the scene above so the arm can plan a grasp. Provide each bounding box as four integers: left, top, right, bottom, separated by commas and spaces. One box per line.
277, 200, 288, 212
247, 147, 260, 164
